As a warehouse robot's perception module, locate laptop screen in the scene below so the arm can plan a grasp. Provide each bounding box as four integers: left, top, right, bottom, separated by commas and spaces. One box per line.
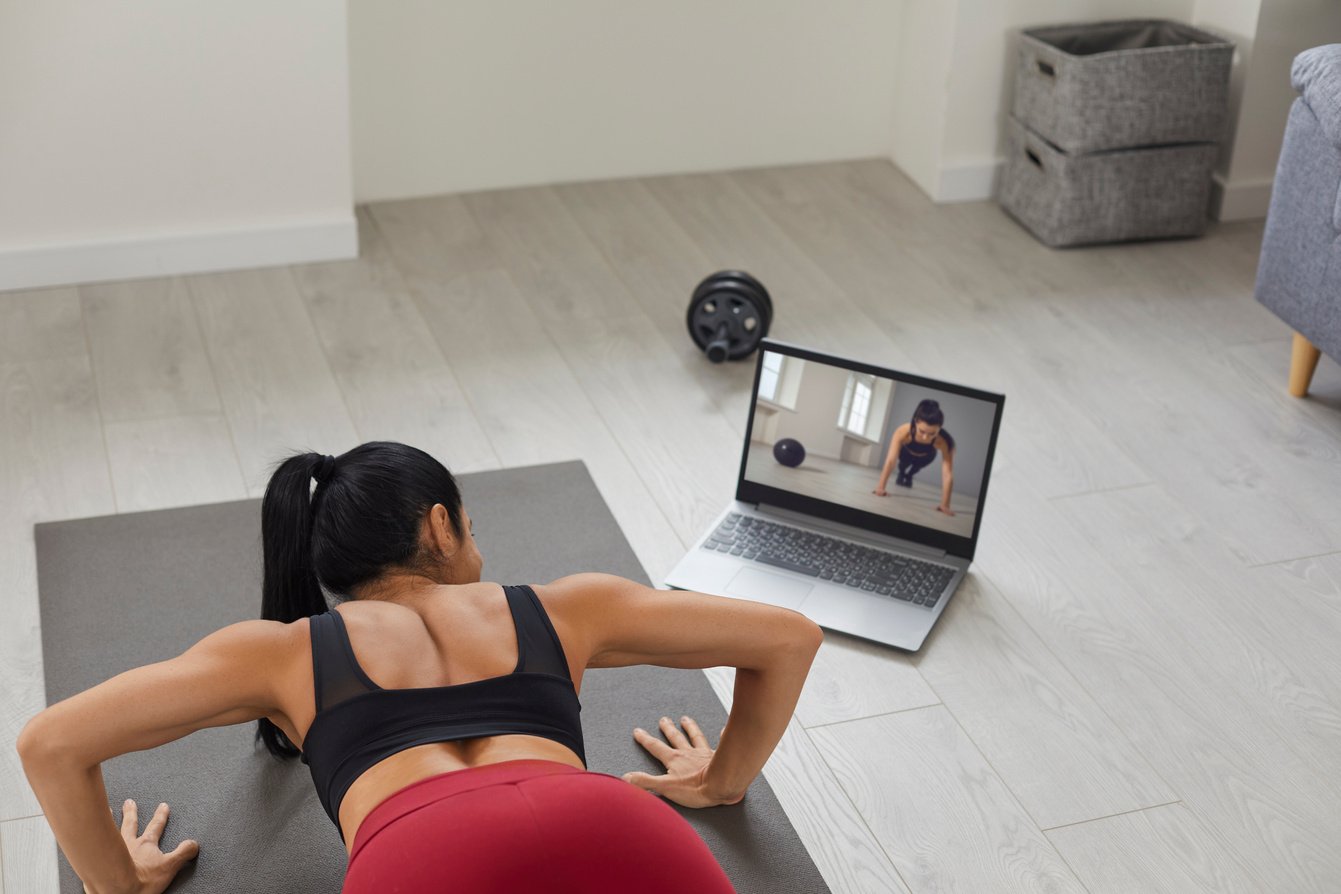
737, 339, 1005, 560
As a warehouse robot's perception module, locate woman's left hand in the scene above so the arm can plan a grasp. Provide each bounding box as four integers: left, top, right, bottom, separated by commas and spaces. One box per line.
87, 800, 199, 894
623, 715, 744, 809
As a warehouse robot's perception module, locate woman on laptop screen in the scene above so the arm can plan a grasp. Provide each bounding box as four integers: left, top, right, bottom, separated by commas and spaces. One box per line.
873, 399, 958, 516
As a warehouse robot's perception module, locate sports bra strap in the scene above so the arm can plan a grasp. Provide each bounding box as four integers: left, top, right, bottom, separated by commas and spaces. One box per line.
509, 584, 572, 680
310, 611, 379, 714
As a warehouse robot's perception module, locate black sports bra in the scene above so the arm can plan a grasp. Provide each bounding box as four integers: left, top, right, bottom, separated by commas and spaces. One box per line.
299, 585, 586, 836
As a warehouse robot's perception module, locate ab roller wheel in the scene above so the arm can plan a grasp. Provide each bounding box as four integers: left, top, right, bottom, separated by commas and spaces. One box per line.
686, 270, 773, 362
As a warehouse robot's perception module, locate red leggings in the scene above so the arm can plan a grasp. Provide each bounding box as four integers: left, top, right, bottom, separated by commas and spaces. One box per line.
343, 759, 736, 893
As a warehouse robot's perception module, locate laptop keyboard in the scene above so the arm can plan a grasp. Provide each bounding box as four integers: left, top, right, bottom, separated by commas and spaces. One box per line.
701, 512, 956, 608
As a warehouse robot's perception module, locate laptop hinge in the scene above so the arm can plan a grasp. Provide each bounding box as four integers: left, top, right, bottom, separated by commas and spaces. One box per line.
751, 502, 949, 560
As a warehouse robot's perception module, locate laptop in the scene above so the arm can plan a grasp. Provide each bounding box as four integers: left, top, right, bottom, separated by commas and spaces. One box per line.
664, 338, 1006, 652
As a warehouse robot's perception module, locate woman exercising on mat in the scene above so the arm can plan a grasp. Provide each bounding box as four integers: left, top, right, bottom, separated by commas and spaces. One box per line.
18, 441, 822, 894
873, 399, 958, 516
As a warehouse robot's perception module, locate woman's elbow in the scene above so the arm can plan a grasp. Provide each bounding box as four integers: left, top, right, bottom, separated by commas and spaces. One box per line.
16, 713, 54, 765
16, 711, 79, 764
785, 613, 823, 651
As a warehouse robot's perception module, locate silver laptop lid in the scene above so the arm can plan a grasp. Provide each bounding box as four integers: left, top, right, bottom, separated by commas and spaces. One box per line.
737, 339, 1006, 563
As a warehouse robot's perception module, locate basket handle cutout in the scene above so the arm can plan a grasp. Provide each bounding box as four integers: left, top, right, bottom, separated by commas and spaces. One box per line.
1025, 148, 1043, 169
1036, 60, 1055, 77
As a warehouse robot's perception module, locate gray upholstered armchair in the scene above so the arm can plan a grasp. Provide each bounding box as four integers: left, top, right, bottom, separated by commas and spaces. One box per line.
1255, 45, 1341, 396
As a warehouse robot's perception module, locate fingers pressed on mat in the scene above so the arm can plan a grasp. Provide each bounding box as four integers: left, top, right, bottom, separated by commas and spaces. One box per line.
121, 799, 138, 836
659, 716, 690, 748
680, 715, 709, 749
632, 727, 673, 762
144, 802, 169, 840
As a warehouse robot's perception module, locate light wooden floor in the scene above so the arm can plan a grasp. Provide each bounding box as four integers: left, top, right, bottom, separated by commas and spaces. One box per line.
3, 159, 1340, 893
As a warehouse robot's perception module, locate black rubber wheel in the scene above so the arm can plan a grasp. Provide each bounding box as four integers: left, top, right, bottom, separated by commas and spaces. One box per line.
686, 270, 773, 362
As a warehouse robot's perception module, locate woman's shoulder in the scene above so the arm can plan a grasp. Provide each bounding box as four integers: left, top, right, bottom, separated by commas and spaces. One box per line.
332, 583, 510, 629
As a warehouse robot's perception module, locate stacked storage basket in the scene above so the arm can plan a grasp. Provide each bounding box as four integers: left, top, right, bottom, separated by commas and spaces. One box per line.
997, 20, 1235, 247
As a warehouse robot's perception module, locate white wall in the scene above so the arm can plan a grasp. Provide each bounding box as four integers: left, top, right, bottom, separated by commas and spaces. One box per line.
896, 0, 1335, 220
0, 1, 355, 292
895, 0, 1196, 202
772, 361, 853, 463
888, 1, 957, 200
941, 0, 1196, 199
1186, 0, 1264, 218
1204, 0, 1341, 220
7, 0, 1320, 294
349, 0, 903, 203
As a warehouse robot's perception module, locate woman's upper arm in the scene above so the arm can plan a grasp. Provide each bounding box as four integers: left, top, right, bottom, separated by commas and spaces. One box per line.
535, 573, 822, 673
17, 619, 293, 767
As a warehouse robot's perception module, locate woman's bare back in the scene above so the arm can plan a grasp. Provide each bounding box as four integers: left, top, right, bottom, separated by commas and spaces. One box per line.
267, 582, 588, 853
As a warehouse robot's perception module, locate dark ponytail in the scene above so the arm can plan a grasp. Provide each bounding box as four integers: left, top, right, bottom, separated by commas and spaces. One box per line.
911, 399, 955, 452
254, 441, 467, 759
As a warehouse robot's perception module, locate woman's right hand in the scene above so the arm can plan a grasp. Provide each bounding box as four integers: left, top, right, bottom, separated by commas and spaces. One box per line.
84, 800, 199, 894
622, 715, 746, 809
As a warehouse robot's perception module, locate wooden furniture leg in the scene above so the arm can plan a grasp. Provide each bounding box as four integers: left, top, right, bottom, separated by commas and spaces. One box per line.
1289, 331, 1322, 397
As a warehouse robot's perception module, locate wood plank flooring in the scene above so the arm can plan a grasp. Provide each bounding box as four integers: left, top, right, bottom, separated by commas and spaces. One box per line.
3, 159, 1338, 893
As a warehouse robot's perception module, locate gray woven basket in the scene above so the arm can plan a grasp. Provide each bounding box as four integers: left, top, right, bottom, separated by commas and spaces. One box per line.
997, 115, 1217, 247
1014, 19, 1234, 153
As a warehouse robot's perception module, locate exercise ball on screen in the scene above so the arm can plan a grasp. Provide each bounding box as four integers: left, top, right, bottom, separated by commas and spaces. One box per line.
773, 438, 805, 467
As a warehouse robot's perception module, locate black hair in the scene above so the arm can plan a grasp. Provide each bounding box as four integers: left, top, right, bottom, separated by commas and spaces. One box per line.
254, 440, 466, 759
910, 399, 955, 452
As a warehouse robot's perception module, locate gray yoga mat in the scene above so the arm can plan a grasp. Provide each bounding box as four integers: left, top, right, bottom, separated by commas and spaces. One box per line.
35, 459, 829, 893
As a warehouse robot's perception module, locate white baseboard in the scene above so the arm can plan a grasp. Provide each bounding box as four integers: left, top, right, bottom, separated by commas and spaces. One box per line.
0, 215, 359, 292
934, 159, 1002, 203
1211, 173, 1272, 221
927, 161, 1274, 219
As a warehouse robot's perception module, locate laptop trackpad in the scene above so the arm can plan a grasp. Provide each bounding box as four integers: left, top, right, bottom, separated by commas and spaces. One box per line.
724, 566, 814, 611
